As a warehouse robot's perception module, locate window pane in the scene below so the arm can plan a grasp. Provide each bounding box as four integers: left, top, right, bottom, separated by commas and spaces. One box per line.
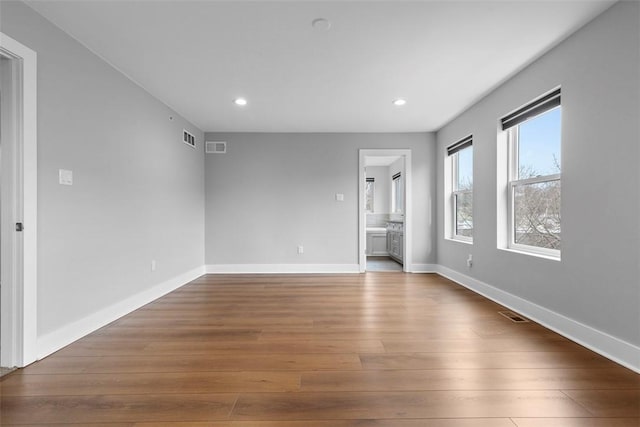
393, 176, 403, 213
457, 147, 473, 191
455, 192, 473, 238
513, 179, 561, 250
365, 181, 374, 212
518, 107, 561, 179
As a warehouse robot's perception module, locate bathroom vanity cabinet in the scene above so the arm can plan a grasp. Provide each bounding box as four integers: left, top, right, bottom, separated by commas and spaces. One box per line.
366, 228, 388, 256
386, 222, 403, 263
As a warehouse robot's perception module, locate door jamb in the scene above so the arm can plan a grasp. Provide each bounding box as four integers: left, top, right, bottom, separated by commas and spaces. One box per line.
0, 32, 38, 368
359, 149, 412, 273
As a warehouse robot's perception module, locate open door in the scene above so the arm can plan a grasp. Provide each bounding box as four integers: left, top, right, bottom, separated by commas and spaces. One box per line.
0, 32, 38, 369
358, 149, 412, 273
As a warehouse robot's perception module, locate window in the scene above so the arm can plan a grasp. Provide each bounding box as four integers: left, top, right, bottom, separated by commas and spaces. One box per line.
391, 172, 403, 213
502, 88, 561, 257
448, 135, 473, 241
365, 177, 374, 213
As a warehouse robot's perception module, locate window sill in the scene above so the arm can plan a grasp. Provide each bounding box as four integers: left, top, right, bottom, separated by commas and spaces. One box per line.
498, 246, 561, 261
446, 237, 473, 245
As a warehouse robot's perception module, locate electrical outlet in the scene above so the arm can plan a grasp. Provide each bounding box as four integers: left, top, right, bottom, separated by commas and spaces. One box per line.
297, 245, 304, 254
466, 254, 473, 268
151, 260, 157, 271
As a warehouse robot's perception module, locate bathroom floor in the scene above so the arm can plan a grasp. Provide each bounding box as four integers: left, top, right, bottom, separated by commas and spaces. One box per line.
366, 256, 403, 272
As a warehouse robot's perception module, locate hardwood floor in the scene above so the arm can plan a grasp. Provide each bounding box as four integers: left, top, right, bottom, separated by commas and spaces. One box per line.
1, 273, 638, 425
0, 367, 15, 378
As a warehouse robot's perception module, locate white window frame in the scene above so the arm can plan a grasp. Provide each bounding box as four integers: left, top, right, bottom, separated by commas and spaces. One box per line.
506, 121, 561, 259
365, 178, 374, 213
451, 149, 473, 243
391, 173, 403, 214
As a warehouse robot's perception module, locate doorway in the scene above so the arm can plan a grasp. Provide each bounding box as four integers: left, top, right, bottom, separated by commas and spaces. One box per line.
358, 149, 412, 273
0, 32, 38, 370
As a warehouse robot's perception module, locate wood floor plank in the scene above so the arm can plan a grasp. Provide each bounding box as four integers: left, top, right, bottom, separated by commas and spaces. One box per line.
512, 418, 640, 427
230, 390, 592, 419
144, 340, 387, 355
91, 328, 262, 342
562, 390, 640, 416
133, 420, 517, 427
1, 371, 300, 396
381, 337, 583, 353
112, 316, 314, 328
0, 393, 238, 424
10, 424, 134, 427
17, 353, 362, 375
258, 329, 477, 341
300, 368, 640, 391
359, 351, 616, 370
52, 339, 385, 357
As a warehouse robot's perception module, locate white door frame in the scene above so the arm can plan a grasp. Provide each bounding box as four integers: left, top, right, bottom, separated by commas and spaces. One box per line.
358, 149, 412, 273
0, 32, 38, 368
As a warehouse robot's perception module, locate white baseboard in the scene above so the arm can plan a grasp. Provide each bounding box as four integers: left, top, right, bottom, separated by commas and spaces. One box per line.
36, 266, 205, 361
411, 263, 438, 273
207, 264, 438, 274
435, 265, 640, 374
206, 264, 360, 274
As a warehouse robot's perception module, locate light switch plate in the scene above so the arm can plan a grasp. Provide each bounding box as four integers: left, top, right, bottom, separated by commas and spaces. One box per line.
335, 193, 344, 201
59, 169, 73, 185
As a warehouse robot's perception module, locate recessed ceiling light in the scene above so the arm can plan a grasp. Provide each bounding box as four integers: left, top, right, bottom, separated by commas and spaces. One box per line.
393, 98, 407, 106
234, 98, 248, 106
312, 18, 331, 31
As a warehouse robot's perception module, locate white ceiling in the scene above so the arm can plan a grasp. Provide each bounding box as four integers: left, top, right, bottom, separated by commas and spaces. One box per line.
25, 0, 615, 133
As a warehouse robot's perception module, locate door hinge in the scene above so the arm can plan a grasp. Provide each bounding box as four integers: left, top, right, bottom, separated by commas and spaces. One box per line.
15, 222, 23, 232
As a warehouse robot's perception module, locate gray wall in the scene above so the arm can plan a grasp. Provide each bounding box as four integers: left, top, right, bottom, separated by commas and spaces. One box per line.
436, 2, 639, 346
1, 1, 205, 337
204, 133, 436, 267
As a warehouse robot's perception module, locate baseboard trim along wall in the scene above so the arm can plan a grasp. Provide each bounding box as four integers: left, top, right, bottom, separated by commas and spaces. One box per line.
206, 264, 360, 274
411, 264, 438, 273
36, 266, 205, 361
435, 265, 640, 374
207, 264, 439, 274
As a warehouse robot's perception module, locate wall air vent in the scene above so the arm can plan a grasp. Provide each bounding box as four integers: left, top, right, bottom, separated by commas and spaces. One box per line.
498, 311, 530, 323
183, 129, 196, 148
206, 141, 227, 154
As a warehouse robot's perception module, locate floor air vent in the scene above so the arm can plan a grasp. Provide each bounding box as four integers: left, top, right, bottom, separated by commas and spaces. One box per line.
498, 311, 529, 323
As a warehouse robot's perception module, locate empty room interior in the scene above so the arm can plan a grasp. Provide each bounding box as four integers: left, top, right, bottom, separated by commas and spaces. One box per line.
0, 0, 639, 425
